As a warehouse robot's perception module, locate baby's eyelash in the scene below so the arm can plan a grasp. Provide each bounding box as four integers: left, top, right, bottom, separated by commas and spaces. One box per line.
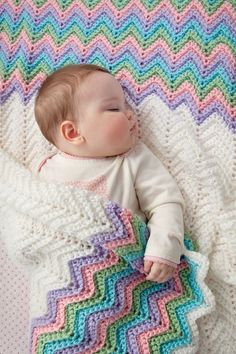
108, 108, 119, 111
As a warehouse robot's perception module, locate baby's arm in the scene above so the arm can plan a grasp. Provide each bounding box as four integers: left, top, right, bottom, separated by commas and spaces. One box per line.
129, 143, 185, 281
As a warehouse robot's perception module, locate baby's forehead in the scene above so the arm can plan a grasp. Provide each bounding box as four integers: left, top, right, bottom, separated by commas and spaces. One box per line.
79, 71, 125, 101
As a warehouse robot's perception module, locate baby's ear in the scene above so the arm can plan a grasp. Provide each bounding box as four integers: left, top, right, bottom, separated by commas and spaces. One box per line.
60, 120, 84, 144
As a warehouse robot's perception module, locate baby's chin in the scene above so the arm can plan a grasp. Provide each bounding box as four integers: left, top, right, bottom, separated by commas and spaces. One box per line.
108, 140, 138, 157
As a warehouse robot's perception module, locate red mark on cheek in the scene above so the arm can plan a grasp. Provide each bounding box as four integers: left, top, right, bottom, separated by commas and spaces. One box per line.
105, 118, 128, 141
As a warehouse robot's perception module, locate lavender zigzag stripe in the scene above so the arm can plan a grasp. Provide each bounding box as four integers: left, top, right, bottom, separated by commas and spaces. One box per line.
31, 202, 130, 329
0, 0, 235, 132
31, 245, 109, 329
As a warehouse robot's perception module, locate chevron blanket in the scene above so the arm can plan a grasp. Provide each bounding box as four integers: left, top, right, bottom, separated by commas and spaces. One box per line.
30, 222, 211, 353
0, 150, 213, 353
0, 0, 236, 353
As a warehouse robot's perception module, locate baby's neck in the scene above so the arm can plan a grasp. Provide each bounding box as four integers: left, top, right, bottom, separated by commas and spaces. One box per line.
59, 150, 113, 160
55, 140, 92, 158
56, 142, 114, 159
55, 138, 133, 159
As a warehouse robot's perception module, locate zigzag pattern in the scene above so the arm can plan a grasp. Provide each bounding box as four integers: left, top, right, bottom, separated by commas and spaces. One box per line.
0, 0, 235, 130
30, 203, 207, 354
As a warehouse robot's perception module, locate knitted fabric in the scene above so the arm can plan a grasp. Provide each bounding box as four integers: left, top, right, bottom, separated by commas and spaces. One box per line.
30, 226, 207, 353
0, 0, 236, 353
0, 150, 213, 354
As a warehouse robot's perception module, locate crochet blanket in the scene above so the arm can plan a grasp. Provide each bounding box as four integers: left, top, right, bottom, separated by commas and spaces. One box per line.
0, 0, 236, 353
0, 150, 214, 354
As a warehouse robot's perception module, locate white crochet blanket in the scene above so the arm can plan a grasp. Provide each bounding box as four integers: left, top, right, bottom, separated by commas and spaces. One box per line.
0, 94, 236, 353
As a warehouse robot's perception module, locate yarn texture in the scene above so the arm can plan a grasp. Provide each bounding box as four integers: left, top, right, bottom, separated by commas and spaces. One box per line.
0, 150, 213, 353
0, 0, 236, 353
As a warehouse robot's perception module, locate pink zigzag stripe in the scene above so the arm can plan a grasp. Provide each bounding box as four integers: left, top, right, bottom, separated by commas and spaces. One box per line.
83, 264, 187, 354
32, 258, 145, 353
78, 273, 146, 354
33, 265, 187, 354
1, 70, 46, 91
3, 1, 235, 27
31, 206, 189, 353
2, 71, 234, 118
32, 209, 148, 349
31, 251, 119, 350
2, 69, 234, 118
2, 30, 235, 69
2, 31, 235, 70
137, 263, 185, 350
117, 70, 235, 116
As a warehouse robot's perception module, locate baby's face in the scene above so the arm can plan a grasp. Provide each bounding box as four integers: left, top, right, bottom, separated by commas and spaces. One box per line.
76, 71, 137, 157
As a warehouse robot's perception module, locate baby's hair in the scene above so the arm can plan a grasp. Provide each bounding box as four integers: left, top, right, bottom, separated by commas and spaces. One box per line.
34, 64, 110, 145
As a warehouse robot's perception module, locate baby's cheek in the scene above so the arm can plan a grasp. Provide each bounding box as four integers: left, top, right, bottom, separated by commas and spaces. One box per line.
105, 120, 127, 142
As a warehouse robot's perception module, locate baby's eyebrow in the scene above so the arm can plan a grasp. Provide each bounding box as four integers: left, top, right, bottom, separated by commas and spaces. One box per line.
102, 97, 119, 103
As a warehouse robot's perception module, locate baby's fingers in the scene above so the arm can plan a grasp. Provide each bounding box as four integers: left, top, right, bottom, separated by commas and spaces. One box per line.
146, 264, 174, 283
144, 260, 153, 274
156, 269, 173, 283
146, 265, 162, 282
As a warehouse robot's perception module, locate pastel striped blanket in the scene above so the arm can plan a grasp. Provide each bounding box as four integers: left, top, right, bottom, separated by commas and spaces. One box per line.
0, 150, 214, 354
0, 0, 235, 352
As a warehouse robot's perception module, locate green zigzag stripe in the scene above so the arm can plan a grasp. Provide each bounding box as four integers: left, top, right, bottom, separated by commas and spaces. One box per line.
34, 215, 203, 354
2, 22, 234, 52
13, 0, 236, 13
1, 56, 235, 101
150, 264, 195, 353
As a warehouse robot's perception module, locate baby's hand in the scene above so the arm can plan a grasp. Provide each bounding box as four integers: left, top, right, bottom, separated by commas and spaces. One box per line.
144, 260, 175, 283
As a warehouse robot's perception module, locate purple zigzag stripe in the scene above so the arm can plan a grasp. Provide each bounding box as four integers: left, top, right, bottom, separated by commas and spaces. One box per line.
31, 203, 128, 329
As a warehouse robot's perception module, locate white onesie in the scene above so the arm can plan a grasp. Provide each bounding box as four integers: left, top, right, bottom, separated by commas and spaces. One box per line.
38, 142, 185, 266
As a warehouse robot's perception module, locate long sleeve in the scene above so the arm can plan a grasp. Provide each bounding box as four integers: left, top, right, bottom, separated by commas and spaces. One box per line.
128, 143, 185, 264
38, 143, 185, 264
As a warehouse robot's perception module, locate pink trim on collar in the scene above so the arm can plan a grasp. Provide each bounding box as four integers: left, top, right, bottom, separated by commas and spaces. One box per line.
57, 142, 139, 160
38, 153, 57, 172
58, 151, 112, 160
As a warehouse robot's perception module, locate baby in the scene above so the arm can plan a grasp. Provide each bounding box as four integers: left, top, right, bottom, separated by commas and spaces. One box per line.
35, 63, 185, 283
